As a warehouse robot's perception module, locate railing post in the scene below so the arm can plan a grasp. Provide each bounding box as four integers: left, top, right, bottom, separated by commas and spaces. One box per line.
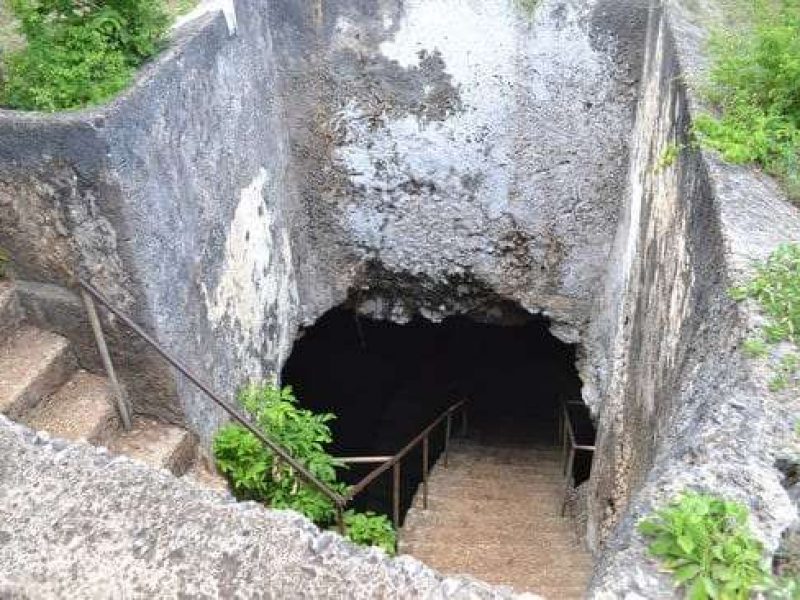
336, 505, 345, 535
460, 405, 468, 437
422, 434, 429, 510
80, 289, 132, 431
561, 448, 575, 517
444, 413, 452, 468
392, 462, 401, 529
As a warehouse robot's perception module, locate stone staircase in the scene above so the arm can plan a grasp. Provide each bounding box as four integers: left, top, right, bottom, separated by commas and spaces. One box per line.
0, 280, 224, 489
400, 438, 592, 598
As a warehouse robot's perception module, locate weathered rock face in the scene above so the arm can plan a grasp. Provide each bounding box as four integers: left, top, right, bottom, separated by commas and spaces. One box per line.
0, 4, 320, 444
270, 0, 647, 328
585, 2, 799, 594
1, 0, 798, 596
0, 415, 522, 599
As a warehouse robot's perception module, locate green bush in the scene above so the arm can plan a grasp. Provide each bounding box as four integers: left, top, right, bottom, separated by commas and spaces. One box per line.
213, 382, 344, 524
213, 381, 397, 554
694, 0, 800, 198
639, 493, 769, 599
343, 510, 397, 555
1, 0, 170, 111
730, 243, 800, 346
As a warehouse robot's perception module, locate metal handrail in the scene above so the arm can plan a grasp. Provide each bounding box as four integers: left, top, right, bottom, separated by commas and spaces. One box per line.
78, 279, 348, 528
79, 278, 467, 538
337, 399, 468, 529
560, 402, 595, 516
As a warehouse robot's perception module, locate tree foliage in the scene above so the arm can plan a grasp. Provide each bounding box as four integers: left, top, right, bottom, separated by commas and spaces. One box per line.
1, 0, 170, 111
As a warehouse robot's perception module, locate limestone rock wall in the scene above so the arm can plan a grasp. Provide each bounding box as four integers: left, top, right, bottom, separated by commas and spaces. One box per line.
0, 2, 332, 444
268, 0, 648, 330
585, 2, 799, 594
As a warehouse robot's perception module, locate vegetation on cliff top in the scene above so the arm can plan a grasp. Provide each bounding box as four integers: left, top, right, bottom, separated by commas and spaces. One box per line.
732, 243, 800, 391
639, 492, 798, 599
0, 0, 196, 112
695, 0, 800, 199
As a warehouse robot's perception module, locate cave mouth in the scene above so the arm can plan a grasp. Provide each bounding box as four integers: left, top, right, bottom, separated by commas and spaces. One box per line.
281, 304, 594, 521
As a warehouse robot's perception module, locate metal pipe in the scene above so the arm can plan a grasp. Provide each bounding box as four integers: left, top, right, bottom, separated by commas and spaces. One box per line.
80, 289, 132, 431
336, 507, 345, 535
422, 434, 429, 510
444, 413, 452, 468
78, 280, 347, 509
334, 456, 393, 464
392, 462, 401, 529
346, 400, 466, 498
562, 448, 576, 517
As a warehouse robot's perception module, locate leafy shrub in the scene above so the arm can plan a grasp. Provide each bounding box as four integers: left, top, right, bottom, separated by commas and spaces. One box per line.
213, 381, 396, 554
694, 0, 800, 198
638, 493, 772, 599
1, 0, 170, 111
213, 382, 344, 524
343, 510, 397, 555
731, 243, 800, 346
731, 243, 800, 393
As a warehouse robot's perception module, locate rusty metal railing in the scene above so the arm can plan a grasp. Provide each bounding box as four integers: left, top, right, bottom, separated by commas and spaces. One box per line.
79, 278, 466, 537
560, 400, 595, 516
78, 279, 349, 530
336, 399, 468, 529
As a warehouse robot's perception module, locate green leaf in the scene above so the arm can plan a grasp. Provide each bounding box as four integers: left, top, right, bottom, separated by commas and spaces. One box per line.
678, 535, 696, 555
675, 564, 702, 584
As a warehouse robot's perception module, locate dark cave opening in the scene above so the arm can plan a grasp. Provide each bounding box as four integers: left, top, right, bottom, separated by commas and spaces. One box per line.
281, 304, 594, 523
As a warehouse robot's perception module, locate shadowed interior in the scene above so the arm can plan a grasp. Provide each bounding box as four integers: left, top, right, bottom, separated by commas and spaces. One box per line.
281, 306, 595, 521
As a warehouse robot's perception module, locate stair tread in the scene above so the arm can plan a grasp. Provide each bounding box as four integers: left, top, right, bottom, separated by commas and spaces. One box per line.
403, 509, 574, 530
0, 326, 73, 416
109, 417, 196, 476
21, 371, 117, 443
183, 458, 229, 492
401, 440, 592, 595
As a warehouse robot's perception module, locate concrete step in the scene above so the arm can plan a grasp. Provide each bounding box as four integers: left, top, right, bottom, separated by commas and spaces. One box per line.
412, 491, 563, 512
403, 507, 573, 531
399, 533, 586, 555
438, 452, 561, 473
21, 371, 118, 444
0, 326, 75, 418
429, 464, 564, 485
431, 461, 565, 480
423, 477, 566, 499
182, 455, 229, 492
0, 281, 22, 336
109, 417, 197, 476
401, 516, 577, 543
403, 543, 593, 579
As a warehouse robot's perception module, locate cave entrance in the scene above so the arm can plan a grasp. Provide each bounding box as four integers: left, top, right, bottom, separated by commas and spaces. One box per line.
281, 304, 594, 523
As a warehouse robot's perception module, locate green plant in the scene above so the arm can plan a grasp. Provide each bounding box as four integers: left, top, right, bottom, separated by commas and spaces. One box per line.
0, 247, 9, 278
514, 0, 540, 17
343, 510, 397, 555
213, 382, 344, 524
639, 492, 772, 599
741, 337, 769, 359
693, 0, 800, 199
1, 0, 170, 111
657, 142, 682, 172
213, 381, 397, 554
730, 244, 800, 345
769, 353, 800, 391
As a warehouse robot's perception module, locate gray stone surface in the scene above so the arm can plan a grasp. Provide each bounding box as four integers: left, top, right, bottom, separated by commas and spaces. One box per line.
586, 1, 800, 596
270, 0, 648, 330
0, 415, 525, 599
0, 0, 798, 596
